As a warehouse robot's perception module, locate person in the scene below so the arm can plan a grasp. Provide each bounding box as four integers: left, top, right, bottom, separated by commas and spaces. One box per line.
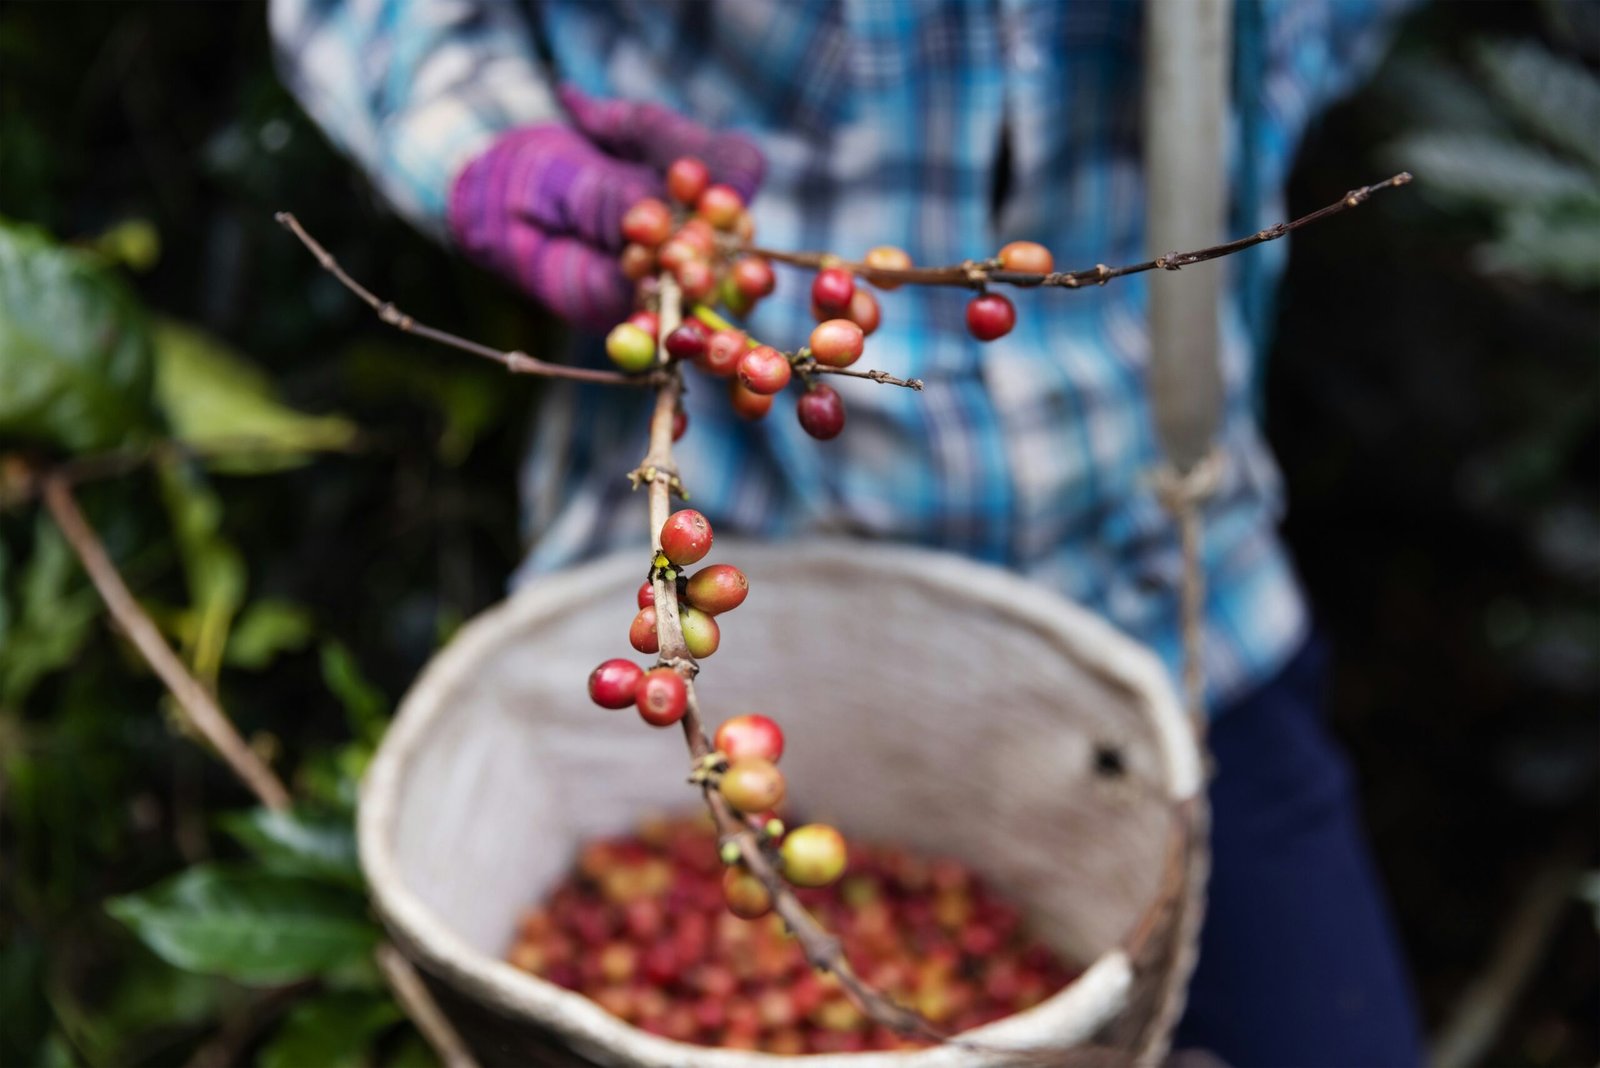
271, 2, 1424, 1063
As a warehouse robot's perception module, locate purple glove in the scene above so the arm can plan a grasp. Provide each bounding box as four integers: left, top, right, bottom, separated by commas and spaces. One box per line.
448, 87, 764, 333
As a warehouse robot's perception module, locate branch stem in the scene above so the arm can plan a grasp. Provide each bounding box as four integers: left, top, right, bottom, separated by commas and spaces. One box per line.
40, 475, 292, 811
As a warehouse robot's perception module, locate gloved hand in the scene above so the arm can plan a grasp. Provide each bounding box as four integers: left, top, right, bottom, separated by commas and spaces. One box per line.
448, 86, 764, 333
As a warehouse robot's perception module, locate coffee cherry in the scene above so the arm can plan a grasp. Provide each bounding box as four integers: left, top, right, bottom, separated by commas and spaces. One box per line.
811, 267, 855, 317
657, 237, 700, 274
635, 668, 688, 727
620, 198, 673, 247
588, 659, 645, 709
672, 408, 688, 442
719, 274, 755, 318
680, 605, 721, 659
731, 257, 776, 299
666, 156, 711, 206
796, 384, 846, 440
713, 714, 784, 763
965, 293, 1016, 341
998, 240, 1054, 274
722, 868, 773, 920
847, 289, 881, 336
719, 757, 786, 813
636, 580, 655, 609
626, 310, 660, 339
697, 184, 745, 230
664, 321, 709, 362
737, 346, 792, 395
729, 379, 773, 420
619, 243, 657, 281
863, 245, 912, 288
629, 606, 659, 654
808, 319, 864, 368
699, 330, 747, 377
733, 210, 756, 243
674, 259, 717, 303
660, 509, 713, 566
605, 323, 656, 372
780, 824, 847, 887
684, 564, 748, 615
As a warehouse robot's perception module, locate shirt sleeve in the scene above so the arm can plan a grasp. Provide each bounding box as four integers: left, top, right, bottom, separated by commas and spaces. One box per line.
269, 0, 562, 236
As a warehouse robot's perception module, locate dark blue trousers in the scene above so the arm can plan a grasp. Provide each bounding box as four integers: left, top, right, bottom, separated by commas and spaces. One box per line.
1175, 640, 1426, 1067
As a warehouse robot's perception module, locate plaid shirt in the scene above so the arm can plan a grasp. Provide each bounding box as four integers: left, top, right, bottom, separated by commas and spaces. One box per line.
272, 0, 1408, 710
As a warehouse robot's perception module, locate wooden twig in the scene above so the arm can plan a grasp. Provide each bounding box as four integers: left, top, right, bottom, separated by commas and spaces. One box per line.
275, 213, 657, 389
746, 173, 1413, 292
377, 943, 480, 1068
39, 475, 292, 811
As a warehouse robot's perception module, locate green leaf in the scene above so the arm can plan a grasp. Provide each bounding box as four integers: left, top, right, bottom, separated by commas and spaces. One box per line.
106, 865, 378, 985
220, 807, 362, 887
258, 991, 402, 1068
320, 642, 388, 745
226, 599, 314, 670
1476, 203, 1600, 287
88, 219, 161, 273
1393, 131, 1600, 208
0, 220, 157, 451
156, 460, 246, 686
0, 513, 101, 709
152, 318, 356, 474
1477, 40, 1600, 170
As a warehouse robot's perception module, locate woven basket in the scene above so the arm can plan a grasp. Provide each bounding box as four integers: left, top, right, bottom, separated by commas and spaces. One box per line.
360, 540, 1207, 1066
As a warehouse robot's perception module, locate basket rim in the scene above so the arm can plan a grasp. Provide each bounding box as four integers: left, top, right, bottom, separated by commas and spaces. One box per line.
359, 538, 1199, 1065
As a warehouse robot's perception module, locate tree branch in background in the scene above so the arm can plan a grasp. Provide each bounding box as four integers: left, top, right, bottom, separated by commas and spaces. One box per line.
39, 474, 293, 811
746, 173, 1413, 291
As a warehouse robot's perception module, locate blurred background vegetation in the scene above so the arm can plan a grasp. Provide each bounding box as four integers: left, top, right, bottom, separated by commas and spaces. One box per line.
0, 2, 1594, 1066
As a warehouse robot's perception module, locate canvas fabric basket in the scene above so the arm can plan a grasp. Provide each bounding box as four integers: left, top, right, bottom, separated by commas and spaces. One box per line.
360, 540, 1207, 1066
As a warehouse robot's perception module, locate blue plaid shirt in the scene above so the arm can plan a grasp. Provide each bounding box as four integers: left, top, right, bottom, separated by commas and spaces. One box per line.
272, 0, 1408, 709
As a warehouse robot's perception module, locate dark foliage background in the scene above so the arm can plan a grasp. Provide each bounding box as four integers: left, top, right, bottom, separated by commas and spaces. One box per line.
1, 2, 1594, 1065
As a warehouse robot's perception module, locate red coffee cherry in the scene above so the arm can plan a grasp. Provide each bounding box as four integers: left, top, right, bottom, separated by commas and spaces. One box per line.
680, 605, 721, 659
737, 346, 792, 395
719, 757, 786, 813
811, 267, 855, 317
697, 184, 745, 230
796, 384, 846, 440
998, 240, 1054, 274
626, 310, 660, 339
719, 274, 755, 318
636, 667, 688, 727
672, 407, 689, 442
684, 564, 748, 615
965, 293, 1016, 341
666, 157, 711, 206
620, 198, 673, 247
863, 245, 912, 288
847, 289, 881, 336
731, 256, 776, 299
629, 605, 660, 654
808, 319, 864, 368
729, 378, 774, 420
722, 867, 773, 920
637, 580, 655, 609
779, 824, 847, 887
588, 659, 645, 709
657, 237, 700, 274
713, 713, 784, 764
698, 329, 747, 377
674, 259, 717, 303
664, 320, 710, 362
619, 243, 657, 281
660, 509, 713, 565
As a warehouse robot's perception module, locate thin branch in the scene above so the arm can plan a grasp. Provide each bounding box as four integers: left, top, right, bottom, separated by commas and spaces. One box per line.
794, 360, 924, 391
642, 277, 943, 1042
747, 172, 1413, 292
39, 475, 292, 811
274, 212, 655, 388
377, 943, 480, 1068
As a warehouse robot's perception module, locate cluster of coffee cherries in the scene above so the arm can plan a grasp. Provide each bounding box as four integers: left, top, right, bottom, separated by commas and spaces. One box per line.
588, 509, 744, 727
507, 813, 1078, 1052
